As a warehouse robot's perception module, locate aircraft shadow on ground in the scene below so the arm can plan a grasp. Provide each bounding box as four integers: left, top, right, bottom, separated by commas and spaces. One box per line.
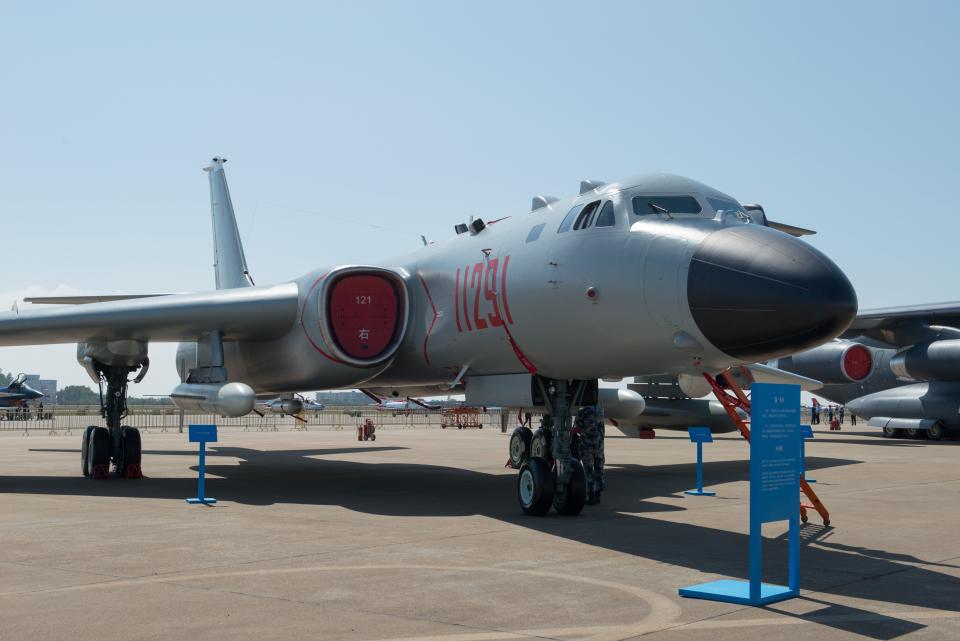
8, 444, 958, 638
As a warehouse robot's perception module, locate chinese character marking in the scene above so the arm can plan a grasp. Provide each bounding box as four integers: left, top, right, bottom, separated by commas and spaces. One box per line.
358, 328, 370, 341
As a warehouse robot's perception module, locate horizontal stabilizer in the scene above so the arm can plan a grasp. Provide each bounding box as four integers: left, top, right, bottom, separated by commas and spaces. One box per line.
24, 294, 173, 305
748, 362, 822, 391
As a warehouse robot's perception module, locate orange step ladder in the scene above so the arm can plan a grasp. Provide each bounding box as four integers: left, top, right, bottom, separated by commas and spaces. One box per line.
703, 370, 831, 526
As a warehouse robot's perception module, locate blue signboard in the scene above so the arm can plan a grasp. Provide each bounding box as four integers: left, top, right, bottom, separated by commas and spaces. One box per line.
687, 427, 713, 443
685, 426, 716, 497
186, 424, 217, 505
189, 424, 218, 443
679, 383, 801, 606
750, 385, 800, 522
801, 424, 814, 439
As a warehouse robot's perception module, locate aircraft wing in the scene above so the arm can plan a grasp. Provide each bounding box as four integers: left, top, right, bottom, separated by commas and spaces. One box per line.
843, 301, 960, 335
22, 294, 175, 305
746, 362, 822, 391
766, 220, 816, 237
0, 283, 299, 346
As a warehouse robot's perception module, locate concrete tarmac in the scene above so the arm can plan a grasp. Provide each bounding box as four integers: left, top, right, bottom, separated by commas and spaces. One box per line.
1, 425, 958, 641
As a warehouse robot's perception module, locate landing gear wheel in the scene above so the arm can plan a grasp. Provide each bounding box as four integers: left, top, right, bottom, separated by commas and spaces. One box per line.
86, 427, 110, 478
552, 459, 586, 516
882, 426, 896, 438
530, 428, 552, 461
926, 423, 944, 441
905, 428, 919, 439
119, 426, 142, 478
81, 426, 96, 477
508, 427, 532, 469
517, 457, 554, 516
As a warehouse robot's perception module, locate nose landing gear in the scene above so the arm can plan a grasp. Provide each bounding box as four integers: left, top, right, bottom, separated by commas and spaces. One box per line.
513, 377, 590, 517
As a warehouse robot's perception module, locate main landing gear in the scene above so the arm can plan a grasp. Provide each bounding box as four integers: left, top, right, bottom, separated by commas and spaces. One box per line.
510, 378, 589, 517
81, 363, 143, 479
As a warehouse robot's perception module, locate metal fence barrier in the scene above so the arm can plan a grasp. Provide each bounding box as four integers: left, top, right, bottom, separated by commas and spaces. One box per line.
0, 406, 511, 435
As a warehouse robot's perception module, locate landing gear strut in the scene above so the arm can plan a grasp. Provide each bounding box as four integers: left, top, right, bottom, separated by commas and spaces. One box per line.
80, 363, 143, 479
514, 377, 589, 517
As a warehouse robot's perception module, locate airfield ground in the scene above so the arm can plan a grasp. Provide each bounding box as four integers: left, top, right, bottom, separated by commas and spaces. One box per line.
0, 424, 958, 641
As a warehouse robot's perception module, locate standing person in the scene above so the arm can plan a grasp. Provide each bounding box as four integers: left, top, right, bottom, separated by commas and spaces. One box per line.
838, 405, 845, 425
849, 410, 857, 426
828, 405, 835, 424
576, 406, 602, 505
594, 403, 606, 499
36, 401, 43, 421
811, 401, 820, 425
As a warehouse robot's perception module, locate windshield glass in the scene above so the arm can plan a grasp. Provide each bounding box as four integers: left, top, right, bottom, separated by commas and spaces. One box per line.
707, 197, 751, 224
632, 195, 702, 216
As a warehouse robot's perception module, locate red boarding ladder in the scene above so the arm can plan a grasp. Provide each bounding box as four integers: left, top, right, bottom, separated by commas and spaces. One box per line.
703, 370, 831, 526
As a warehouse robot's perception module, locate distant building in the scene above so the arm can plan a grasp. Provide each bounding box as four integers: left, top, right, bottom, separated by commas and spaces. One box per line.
23, 375, 57, 405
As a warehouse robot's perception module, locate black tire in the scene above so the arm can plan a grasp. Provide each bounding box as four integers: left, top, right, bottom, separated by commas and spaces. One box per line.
530, 428, 552, 460
518, 457, 554, 516
926, 423, 944, 441
882, 426, 896, 438
86, 427, 110, 476
905, 428, 919, 439
553, 459, 587, 516
81, 426, 96, 477
370, 434, 376, 441
508, 427, 532, 469
120, 426, 141, 476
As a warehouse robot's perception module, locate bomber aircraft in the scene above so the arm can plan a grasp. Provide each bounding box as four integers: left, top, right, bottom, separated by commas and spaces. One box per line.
774, 301, 960, 441
0, 158, 857, 515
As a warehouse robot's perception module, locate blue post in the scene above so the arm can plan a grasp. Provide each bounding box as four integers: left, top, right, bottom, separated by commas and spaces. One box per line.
696, 442, 703, 491
685, 427, 715, 496
187, 424, 217, 505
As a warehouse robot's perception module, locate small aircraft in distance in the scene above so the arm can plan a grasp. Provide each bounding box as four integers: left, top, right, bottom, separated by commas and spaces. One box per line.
254, 394, 325, 421
371, 397, 442, 413
0, 373, 43, 407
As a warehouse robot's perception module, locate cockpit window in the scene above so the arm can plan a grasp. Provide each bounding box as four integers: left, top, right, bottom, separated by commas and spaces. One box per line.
707, 197, 751, 223
573, 200, 601, 230
526, 223, 546, 243
595, 201, 616, 227
707, 197, 743, 216
632, 195, 702, 216
558, 204, 583, 233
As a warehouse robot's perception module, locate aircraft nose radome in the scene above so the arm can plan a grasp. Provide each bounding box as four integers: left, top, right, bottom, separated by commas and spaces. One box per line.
686, 225, 857, 362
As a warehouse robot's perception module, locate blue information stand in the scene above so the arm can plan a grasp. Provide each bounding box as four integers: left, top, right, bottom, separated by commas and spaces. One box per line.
685, 427, 715, 496
679, 383, 801, 606
186, 424, 217, 505
800, 424, 816, 483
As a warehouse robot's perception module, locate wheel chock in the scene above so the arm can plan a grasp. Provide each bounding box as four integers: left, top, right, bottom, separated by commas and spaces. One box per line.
90, 464, 110, 479
123, 464, 143, 479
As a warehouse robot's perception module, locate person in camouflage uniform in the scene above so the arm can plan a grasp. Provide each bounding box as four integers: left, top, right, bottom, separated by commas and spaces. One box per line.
577, 405, 604, 505
594, 403, 606, 497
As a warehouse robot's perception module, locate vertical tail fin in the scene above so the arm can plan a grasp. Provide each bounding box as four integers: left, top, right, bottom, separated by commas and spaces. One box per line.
204, 157, 254, 290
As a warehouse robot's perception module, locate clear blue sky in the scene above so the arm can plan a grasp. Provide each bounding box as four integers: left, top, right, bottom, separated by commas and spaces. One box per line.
1, 1, 957, 395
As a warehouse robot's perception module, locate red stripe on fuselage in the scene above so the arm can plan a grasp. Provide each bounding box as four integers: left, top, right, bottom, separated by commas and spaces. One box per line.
454, 267, 462, 333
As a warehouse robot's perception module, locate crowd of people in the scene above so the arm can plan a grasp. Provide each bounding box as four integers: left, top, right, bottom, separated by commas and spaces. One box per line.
809, 400, 855, 428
